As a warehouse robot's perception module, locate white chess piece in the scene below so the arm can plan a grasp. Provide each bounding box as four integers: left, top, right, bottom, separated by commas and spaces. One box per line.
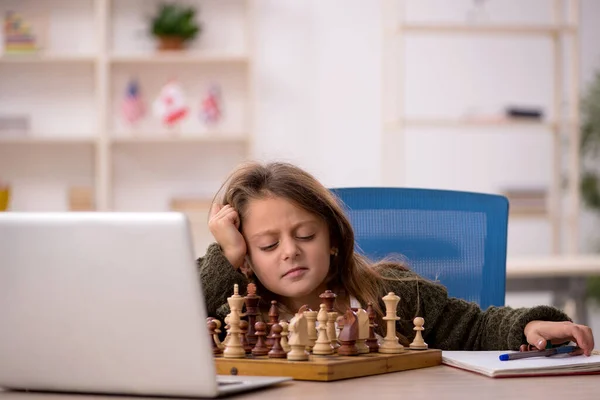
312, 304, 334, 355
303, 309, 318, 351
355, 308, 370, 354
223, 284, 246, 358
279, 320, 291, 353
379, 292, 404, 353
287, 313, 309, 361
409, 317, 428, 350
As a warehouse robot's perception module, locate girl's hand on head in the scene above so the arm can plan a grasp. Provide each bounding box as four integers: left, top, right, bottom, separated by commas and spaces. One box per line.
524, 320, 595, 356
208, 203, 247, 269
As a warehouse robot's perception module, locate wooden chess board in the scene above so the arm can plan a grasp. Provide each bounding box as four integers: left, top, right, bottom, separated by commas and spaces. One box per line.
214, 349, 442, 381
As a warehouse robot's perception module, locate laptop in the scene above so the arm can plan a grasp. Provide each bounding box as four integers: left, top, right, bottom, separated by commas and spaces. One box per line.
0, 212, 291, 398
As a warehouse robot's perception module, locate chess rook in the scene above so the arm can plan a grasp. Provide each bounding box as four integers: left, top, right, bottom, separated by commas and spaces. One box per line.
303, 308, 318, 352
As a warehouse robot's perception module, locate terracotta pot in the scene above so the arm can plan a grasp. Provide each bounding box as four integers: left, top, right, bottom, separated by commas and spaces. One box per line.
157, 36, 185, 51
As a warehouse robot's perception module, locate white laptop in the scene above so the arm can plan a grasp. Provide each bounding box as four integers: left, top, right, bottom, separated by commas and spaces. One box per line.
0, 212, 291, 398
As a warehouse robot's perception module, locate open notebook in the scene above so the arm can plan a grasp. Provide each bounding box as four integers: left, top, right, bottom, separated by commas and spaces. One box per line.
442, 350, 600, 378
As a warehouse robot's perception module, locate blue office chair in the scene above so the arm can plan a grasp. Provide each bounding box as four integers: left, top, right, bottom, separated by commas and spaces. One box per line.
329, 187, 509, 309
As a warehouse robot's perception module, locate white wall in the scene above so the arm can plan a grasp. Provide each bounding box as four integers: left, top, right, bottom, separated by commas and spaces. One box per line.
252, 0, 382, 187
252, 0, 600, 257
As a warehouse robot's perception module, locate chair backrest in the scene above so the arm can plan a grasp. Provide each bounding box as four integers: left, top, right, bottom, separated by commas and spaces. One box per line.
329, 187, 509, 309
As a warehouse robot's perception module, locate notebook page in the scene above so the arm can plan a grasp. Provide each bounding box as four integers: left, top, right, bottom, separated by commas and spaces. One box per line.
442, 351, 600, 377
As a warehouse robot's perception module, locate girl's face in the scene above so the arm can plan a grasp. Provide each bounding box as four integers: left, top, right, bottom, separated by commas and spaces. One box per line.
241, 196, 331, 305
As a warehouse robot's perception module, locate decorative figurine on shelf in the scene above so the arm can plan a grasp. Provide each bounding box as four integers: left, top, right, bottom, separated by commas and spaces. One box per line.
200, 83, 223, 126
121, 79, 145, 126
149, 3, 201, 51
152, 79, 189, 129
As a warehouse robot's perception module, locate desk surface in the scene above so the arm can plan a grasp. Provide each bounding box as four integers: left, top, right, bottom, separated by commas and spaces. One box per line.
1, 366, 598, 400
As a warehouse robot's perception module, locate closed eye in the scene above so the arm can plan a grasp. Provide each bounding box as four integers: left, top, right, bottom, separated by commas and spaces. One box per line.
298, 234, 315, 240
259, 242, 278, 251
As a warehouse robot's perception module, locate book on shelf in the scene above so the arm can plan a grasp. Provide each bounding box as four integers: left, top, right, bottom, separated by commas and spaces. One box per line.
442, 350, 600, 378
3, 10, 47, 55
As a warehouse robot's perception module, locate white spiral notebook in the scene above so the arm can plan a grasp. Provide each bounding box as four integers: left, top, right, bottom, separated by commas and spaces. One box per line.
442, 350, 600, 378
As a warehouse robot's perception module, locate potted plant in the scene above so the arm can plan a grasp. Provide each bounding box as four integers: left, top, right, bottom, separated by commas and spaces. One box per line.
580, 69, 600, 304
150, 3, 200, 50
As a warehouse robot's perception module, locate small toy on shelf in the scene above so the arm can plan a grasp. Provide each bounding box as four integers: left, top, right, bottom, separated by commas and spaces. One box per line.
200, 83, 223, 126
121, 79, 146, 127
152, 80, 189, 130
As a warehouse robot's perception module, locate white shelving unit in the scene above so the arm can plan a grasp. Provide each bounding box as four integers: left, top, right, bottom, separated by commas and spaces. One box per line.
0, 0, 254, 255
382, 0, 581, 256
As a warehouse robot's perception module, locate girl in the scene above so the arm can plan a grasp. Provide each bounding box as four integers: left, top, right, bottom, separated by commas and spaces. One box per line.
197, 161, 594, 354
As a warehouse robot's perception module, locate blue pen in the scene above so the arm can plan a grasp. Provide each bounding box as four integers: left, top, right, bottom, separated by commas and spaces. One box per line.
499, 345, 580, 361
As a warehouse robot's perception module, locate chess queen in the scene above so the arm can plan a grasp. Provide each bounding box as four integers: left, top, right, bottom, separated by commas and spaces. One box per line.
198, 162, 594, 355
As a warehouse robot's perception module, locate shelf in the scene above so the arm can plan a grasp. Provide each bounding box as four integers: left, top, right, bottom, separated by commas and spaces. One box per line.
109, 135, 248, 144
0, 54, 96, 64
394, 23, 576, 36
386, 118, 557, 130
0, 137, 97, 145
110, 52, 249, 65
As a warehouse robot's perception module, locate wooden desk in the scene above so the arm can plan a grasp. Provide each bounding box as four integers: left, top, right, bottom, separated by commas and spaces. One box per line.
506, 255, 600, 325
1, 366, 598, 400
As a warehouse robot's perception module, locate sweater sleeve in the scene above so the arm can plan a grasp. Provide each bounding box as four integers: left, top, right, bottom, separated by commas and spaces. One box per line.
196, 242, 249, 319
383, 268, 571, 350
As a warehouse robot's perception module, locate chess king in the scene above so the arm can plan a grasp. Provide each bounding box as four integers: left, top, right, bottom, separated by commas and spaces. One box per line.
198, 162, 594, 355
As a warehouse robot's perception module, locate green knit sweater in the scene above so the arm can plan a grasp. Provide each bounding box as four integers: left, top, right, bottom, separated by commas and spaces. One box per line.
197, 243, 570, 351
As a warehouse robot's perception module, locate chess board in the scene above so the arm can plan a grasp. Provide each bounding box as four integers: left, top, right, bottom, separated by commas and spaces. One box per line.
214, 349, 442, 381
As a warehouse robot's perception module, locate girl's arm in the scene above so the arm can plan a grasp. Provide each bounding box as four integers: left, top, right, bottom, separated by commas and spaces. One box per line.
196, 243, 249, 319
384, 268, 572, 350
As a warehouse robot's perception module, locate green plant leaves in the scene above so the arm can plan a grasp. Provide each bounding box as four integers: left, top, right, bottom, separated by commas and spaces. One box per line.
151, 3, 201, 41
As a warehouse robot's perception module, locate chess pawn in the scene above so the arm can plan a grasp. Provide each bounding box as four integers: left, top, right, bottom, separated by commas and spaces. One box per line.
365, 302, 379, 353
267, 323, 287, 359
207, 319, 222, 355
251, 321, 269, 356
409, 317, 428, 350
279, 320, 291, 353
222, 314, 231, 347
239, 320, 253, 354
303, 309, 318, 352
354, 308, 370, 354
337, 309, 359, 356
379, 292, 404, 354
287, 313, 309, 361
312, 304, 334, 355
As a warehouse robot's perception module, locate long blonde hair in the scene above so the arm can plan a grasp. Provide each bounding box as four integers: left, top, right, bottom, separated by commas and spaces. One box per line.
213, 161, 409, 338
